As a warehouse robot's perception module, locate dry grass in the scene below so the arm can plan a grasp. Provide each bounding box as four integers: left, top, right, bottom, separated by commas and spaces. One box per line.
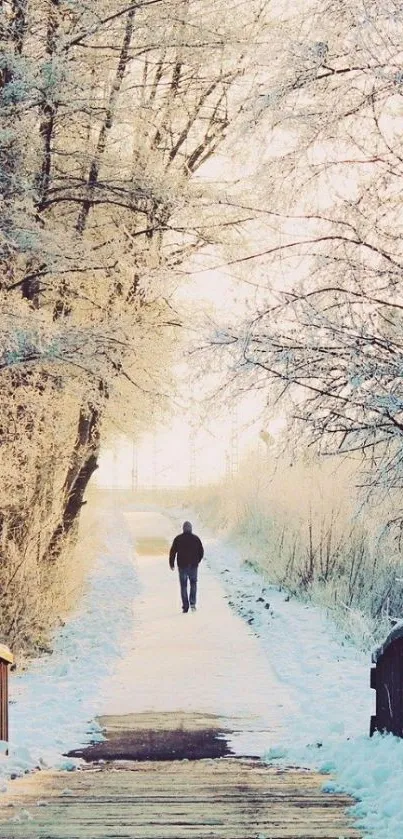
185, 449, 403, 649
84, 475, 403, 649
0, 487, 105, 663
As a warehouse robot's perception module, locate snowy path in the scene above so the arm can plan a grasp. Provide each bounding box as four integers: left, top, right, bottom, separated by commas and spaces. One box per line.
0, 506, 361, 839
97, 511, 295, 757
2, 502, 402, 837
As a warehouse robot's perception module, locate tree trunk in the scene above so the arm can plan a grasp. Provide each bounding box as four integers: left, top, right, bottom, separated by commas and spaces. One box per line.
45, 406, 100, 563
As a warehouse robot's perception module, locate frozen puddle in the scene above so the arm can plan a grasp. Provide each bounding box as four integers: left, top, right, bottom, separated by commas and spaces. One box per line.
97, 512, 296, 758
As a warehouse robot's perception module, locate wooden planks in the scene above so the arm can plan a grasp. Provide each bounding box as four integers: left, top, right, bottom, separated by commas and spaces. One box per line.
0, 646, 14, 665
0, 660, 10, 744
0, 645, 13, 743
68, 712, 234, 762
0, 759, 361, 838
370, 633, 403, 737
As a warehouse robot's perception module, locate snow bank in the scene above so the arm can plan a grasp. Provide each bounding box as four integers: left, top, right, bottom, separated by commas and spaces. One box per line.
204, 531, 403, 839
2, 510, 139, 781
320, 734, 403, 838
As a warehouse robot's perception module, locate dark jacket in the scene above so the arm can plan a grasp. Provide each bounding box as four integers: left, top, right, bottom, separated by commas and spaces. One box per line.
169, 532, 204, 569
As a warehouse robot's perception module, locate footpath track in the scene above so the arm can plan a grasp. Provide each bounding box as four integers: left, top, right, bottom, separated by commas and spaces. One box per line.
0, 511, 361, 838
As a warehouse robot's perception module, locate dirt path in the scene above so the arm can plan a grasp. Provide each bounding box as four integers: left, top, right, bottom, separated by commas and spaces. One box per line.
0, 511, 362, 837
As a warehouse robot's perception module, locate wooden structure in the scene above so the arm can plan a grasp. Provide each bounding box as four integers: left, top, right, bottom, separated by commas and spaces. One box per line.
370, 622, 403, 737
0, 757, 361, 838
0, 644, 13, 745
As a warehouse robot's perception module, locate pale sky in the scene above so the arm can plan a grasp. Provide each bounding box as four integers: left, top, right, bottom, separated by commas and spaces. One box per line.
96, 393, 269, 489
96, 152, 281, 490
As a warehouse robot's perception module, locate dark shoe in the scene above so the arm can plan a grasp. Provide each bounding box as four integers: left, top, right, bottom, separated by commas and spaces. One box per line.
182, 607, 189, 613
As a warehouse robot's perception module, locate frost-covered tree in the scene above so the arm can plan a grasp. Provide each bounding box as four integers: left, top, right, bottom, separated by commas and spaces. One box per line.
0, 0, 267, 648
213, 0, 403, 502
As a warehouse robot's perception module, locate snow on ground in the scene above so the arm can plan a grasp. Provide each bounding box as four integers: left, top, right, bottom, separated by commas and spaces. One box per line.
99, 511, 296, 759
2, 505, 139, 781
3, 498, 403, 838
202, 528, 403, 839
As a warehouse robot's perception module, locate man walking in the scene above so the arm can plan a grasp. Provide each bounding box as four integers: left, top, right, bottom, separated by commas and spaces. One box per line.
169, 521, 204, 613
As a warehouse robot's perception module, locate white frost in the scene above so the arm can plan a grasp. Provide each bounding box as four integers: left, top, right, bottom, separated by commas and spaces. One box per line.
3, 513, 139, 781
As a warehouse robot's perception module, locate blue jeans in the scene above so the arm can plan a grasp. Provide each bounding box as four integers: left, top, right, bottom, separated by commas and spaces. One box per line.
178, 566, 198, 611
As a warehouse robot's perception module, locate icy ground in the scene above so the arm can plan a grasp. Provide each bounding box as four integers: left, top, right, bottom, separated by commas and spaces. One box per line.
204, 530, 403, 839
1, 503, 402, 838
